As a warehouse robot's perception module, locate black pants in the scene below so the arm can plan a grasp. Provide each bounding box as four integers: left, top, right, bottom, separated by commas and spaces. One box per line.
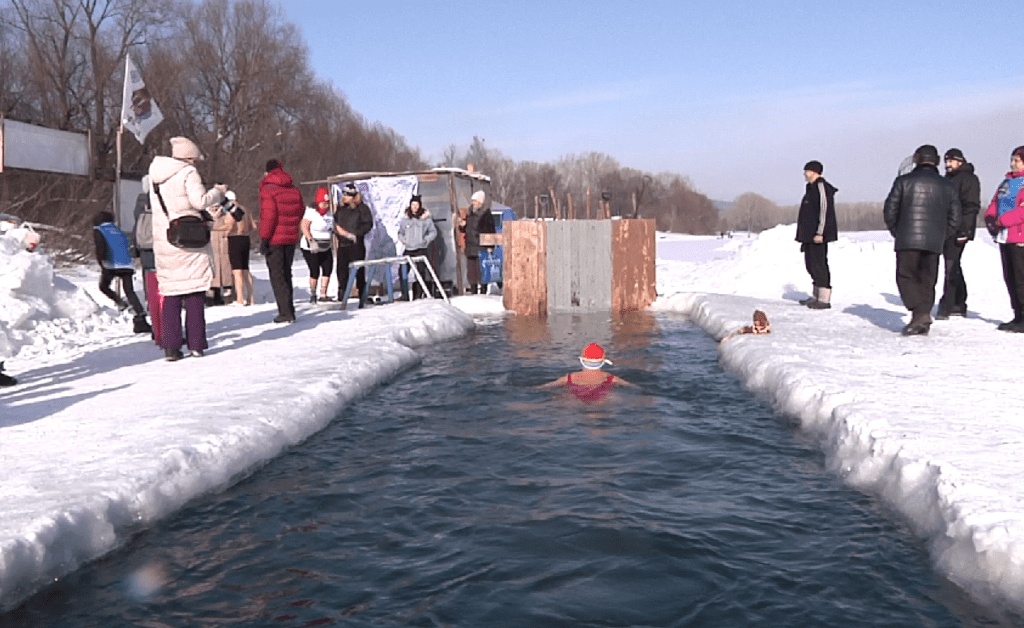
999, 243, 1024, 318
99, 268, 145, 316
895, 249, 940, 318
938, 238, 968, 313
337, 242, 366, 301
802, 242, 830, 289
466, 254, 482, 288
266, 243, 296, 318
405, 248, 433, 299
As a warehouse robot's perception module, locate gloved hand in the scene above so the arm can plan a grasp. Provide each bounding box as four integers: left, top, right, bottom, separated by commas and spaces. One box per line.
260, 239, 270, 256
985, 215, 1000, 237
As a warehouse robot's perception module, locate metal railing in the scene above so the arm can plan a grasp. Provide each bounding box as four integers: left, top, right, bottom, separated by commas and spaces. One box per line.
341, 255, 448, 310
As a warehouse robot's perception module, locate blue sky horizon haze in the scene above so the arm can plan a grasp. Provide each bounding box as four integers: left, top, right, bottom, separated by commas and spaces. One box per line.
281, 1, 1024, 205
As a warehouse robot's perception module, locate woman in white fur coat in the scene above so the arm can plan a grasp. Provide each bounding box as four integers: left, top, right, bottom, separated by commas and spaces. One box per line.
148, 137, 226, 361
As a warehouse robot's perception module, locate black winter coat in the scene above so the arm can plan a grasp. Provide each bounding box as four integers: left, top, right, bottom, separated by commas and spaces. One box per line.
883, 164, 961, 254
796, 177, 838, 244
333, 201, 373, 248
946, 163, 981, 241
462, 205, 495, 258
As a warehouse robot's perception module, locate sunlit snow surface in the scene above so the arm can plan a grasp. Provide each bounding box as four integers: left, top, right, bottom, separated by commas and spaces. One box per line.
1, 225, 1023, 614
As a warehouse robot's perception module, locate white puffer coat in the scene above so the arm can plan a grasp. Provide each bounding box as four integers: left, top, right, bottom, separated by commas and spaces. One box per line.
148, 156, 225, 296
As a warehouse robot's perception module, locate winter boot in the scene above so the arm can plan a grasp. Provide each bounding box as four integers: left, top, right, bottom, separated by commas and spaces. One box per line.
133, 314, 152, 334
807, 287, 831, 309
0, 362, 17, 387
997, 309, 1024, 331
799, 287, 817, 306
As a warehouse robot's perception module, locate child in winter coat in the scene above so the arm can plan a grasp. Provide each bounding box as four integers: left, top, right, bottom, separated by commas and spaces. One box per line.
92, 211, 152, 334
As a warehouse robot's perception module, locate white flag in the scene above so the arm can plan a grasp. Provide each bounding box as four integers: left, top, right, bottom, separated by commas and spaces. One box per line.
121, 54, 164, 144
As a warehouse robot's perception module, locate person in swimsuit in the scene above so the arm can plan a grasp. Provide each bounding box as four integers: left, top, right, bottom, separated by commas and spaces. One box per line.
541, 343, 634, 403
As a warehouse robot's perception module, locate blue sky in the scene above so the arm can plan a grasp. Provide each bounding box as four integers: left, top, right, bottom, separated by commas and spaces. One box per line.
281, 1, 1023, 204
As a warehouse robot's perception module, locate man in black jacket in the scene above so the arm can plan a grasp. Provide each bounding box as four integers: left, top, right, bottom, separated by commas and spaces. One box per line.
883, 145, 962, 336
796, 160, 838, 309
334, 182, 374, 306
936, 148, 981, 319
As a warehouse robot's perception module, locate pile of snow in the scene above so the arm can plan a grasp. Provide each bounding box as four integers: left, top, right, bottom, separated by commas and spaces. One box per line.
0, 232, 100, 359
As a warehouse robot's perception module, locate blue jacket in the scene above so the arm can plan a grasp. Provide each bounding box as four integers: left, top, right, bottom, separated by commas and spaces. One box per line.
94, 222, 134, 271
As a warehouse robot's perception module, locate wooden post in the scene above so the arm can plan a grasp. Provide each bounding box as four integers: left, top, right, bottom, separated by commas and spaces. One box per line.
448, 173, 465, 296
534, 195, 539, 220
586, 187, 592, 219
631, 191, 637, 219
567, 193, 575, 220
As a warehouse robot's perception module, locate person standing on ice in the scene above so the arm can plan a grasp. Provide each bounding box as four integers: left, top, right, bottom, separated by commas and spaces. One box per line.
459, 190, 495, 295
299, 186, 335, 304
795, 160, 838, 310
883, 144, 961, 336
397, 194, 438, 299
92, 211, 152, 335
935, 148, 980, 320
333, 182, 373, 307
149, 136, 228, 361
258, 158, 304, 323
983, 146, 1024, 332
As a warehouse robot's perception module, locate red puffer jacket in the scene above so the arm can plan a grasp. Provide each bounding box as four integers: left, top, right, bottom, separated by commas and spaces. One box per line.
259, 168, 304, 245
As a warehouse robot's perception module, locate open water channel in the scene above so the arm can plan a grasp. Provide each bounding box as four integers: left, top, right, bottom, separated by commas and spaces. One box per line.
3, 312, 1008, 626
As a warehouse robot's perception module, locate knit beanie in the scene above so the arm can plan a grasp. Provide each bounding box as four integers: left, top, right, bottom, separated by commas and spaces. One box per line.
944, 148, 965, 163
170, 137, 203, 161
803, 160, 823, 175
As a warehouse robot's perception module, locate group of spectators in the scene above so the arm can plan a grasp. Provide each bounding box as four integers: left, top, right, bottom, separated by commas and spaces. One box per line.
83, 136, 493, 363
796, 143, 1024, 336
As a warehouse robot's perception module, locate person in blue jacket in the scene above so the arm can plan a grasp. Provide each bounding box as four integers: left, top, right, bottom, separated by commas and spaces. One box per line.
93, 211, 152, 333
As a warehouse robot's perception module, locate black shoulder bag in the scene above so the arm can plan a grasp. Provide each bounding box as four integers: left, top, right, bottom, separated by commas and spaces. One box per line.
154, 183, 210, 249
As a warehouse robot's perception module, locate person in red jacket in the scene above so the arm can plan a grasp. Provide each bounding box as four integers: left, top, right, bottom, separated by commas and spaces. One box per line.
259, 158, 304, 323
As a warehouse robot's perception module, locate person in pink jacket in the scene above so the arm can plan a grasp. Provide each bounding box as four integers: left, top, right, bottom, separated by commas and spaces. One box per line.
984, 145, 1024, 332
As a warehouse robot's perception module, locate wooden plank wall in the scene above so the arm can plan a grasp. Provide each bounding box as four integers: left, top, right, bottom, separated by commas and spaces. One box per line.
503, 218, 655, 316
547, 220, 612, 311
502, 220, 548, 317
611, 219, 657, 312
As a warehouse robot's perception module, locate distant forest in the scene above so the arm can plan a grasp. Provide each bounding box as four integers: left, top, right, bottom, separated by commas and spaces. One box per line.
2, 0, 887, 266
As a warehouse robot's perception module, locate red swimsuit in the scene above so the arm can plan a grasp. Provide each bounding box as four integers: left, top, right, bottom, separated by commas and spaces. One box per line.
566, 373, 615, 404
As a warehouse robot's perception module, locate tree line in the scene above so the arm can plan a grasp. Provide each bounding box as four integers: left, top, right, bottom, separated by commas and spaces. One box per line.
717, 192, 888, 234
2, 0, 885, 267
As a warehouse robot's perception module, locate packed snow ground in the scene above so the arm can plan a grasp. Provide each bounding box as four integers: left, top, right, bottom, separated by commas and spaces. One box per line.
1, 225, 1023, 616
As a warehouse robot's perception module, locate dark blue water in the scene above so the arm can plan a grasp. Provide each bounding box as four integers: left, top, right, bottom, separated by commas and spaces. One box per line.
3, 313, 1007, 627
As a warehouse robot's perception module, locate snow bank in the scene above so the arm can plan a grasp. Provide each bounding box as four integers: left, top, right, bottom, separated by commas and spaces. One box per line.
0, 232, 99, 359
655, 227, 1024, 613
0, 280, 475, 610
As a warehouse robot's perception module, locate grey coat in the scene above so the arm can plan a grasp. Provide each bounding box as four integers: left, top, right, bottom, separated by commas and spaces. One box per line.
883, 164, 961, 254
398, 210, 438, 251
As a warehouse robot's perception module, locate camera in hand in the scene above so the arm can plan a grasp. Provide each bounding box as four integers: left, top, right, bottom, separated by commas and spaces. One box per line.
219, 193, 244, 222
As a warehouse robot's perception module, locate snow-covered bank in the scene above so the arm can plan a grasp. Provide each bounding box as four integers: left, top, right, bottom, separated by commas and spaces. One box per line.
0, 235, 478, 608
4, 223, 1024, 617
655, 227, 1024, 613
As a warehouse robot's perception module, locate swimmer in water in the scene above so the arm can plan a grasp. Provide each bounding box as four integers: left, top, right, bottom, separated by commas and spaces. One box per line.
541, 342, 635, 403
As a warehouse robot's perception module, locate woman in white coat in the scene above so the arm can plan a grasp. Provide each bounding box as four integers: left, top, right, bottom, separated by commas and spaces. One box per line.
148, 137, 227, 361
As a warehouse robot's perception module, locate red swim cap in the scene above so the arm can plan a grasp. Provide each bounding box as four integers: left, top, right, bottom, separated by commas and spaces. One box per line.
315, 187, 330, 204
582, 343, 605, 360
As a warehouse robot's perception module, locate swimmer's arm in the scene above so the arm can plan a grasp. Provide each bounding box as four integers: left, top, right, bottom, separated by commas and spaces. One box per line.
612, 376, 638, 388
